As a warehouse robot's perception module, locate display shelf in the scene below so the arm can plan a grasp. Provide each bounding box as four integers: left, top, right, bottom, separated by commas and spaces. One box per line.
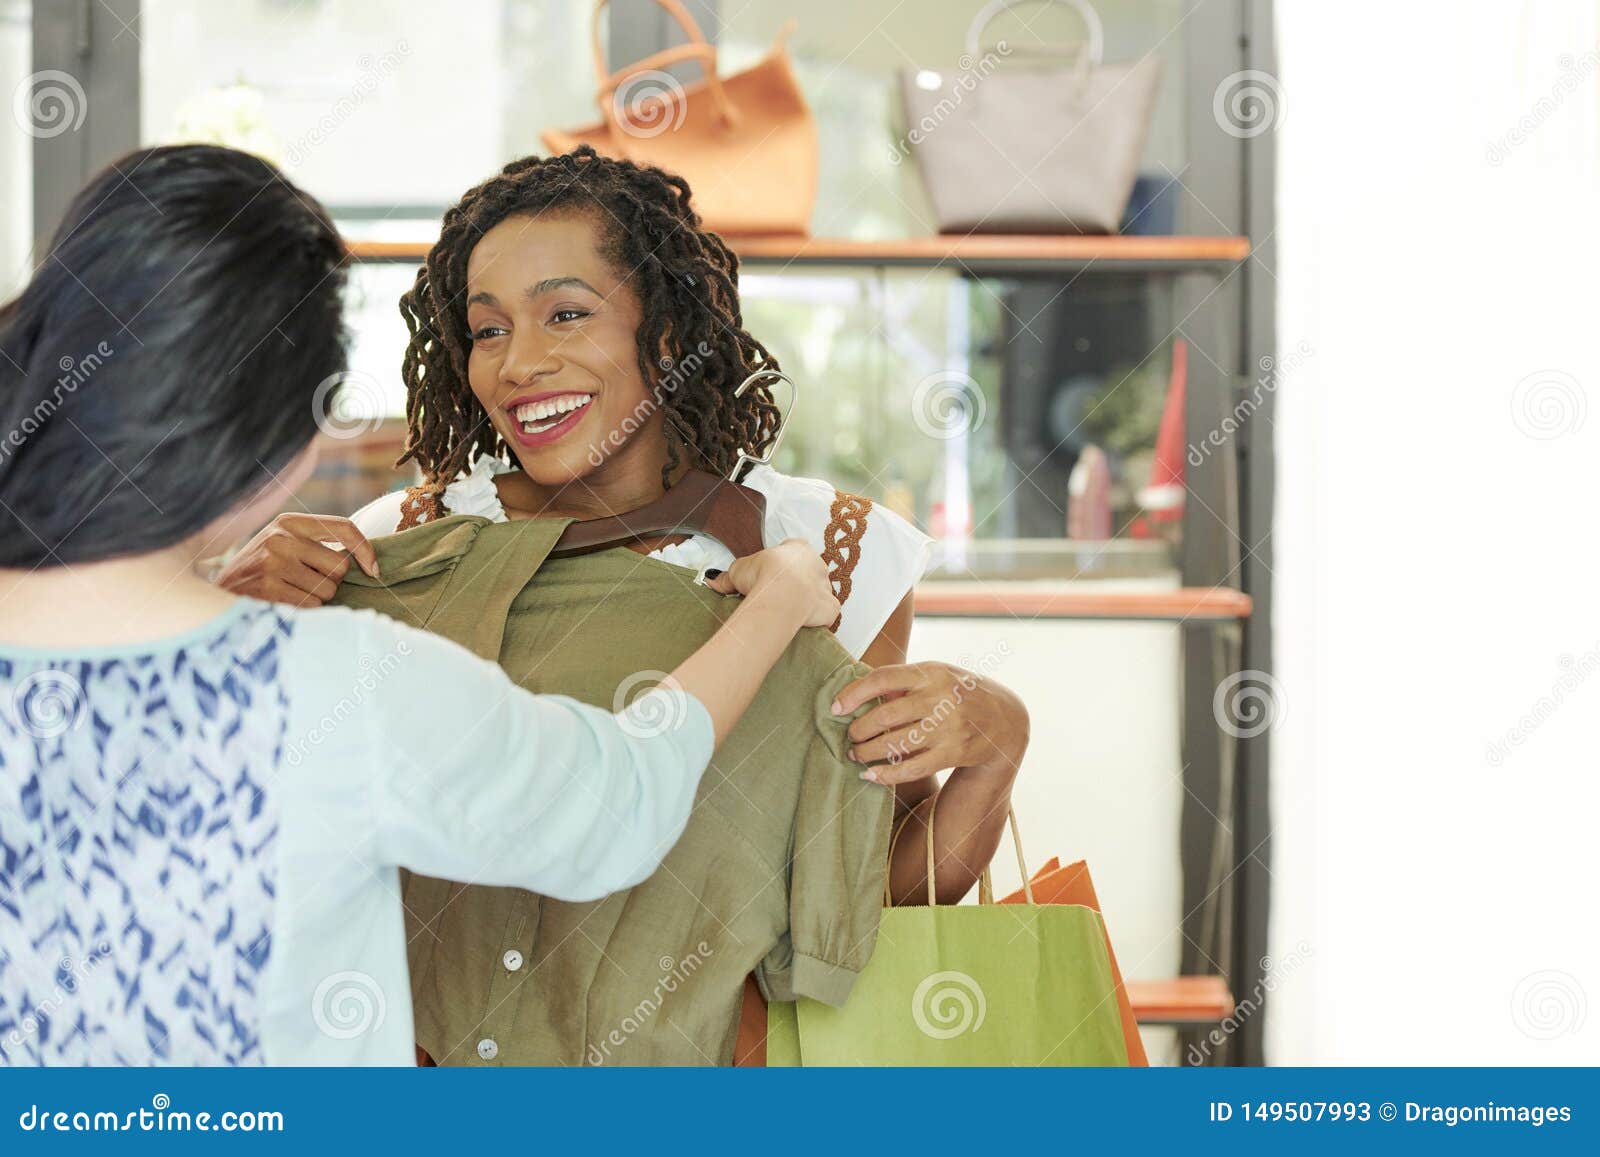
913, 584, 1252, 622
344, 233, 1252, 274
1127, 976, 1237, 1026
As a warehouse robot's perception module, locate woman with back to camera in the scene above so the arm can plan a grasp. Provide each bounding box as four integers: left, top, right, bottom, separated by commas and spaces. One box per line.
216, 147, 1032, 1061
0, 144, 839, 1065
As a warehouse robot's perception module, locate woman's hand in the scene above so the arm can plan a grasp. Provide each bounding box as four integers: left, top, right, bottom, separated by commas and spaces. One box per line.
214, 513, 379, 607
704, 539, 840, 629
831, 661, 1030, 785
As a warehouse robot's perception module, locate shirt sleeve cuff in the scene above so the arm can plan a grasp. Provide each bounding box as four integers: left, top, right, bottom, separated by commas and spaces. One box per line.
761, 951, 860, 1008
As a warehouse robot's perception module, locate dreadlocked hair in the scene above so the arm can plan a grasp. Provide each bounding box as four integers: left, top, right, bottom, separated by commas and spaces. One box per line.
396, 146, 784, 493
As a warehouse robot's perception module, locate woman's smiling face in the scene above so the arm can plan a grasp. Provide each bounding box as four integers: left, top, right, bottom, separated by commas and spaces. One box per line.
464, 211, 659, 487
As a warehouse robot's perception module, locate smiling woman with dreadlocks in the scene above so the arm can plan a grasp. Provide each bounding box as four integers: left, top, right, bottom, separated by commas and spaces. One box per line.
217, 146, 1031, 1061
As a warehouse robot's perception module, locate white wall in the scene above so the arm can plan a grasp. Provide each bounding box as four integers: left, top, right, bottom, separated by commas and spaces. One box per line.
1269, 0, 1600, 1064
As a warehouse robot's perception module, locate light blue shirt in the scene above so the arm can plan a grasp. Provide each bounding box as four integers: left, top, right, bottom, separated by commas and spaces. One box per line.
0, 598, 714, 1066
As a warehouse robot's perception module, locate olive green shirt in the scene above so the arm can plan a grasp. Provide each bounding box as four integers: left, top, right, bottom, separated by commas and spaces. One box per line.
331, 516, 893, 1065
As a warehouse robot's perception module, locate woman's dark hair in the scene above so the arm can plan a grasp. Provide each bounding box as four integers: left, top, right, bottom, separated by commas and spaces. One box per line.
396, 146, 783, 491
0, 144, 347, 567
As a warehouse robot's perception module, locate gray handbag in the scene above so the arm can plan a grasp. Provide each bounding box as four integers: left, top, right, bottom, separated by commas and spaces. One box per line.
898, 0, 1162, 234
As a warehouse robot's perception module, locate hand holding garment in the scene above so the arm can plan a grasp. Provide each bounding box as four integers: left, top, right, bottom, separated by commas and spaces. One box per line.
330, 516, 894, 1065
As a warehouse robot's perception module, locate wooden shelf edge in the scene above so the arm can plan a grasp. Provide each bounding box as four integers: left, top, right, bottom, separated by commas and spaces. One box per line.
1127, 976, 1236, 1025
345, 234, 1251, 266
913, 585, 1253, 621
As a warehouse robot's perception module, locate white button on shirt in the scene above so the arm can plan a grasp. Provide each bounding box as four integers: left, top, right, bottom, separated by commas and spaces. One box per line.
502, 949, 523, 972
477, 1038, 498, 1061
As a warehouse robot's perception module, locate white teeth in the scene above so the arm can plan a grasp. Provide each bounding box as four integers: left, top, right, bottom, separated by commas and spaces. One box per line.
514, 394, 591, 425
515, 393, 592, 434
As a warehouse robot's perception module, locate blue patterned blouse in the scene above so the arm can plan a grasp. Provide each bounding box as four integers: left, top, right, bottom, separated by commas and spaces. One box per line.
0, 599, 712, 1065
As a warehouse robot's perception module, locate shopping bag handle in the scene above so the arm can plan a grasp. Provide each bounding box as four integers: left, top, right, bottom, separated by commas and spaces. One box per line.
590, 0, 739, 133
965, 0, 1105, 66
885, 792, 1035, 906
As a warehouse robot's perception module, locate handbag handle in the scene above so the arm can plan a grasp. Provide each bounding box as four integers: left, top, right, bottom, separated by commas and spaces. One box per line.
590, 0, 739, 133
964, 0, 1105, 65
728, 369, 797, 481
884, 789, 1035, 907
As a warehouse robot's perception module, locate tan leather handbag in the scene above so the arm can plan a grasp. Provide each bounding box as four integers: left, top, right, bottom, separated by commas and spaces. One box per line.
542, 0, 817, 237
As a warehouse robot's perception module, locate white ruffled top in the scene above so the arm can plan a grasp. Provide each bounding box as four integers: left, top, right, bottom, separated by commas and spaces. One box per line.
350, 457, 934, 660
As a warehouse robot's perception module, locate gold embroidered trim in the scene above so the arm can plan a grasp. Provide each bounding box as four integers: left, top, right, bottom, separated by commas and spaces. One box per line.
397, 485, 444, 531
820, 489, 872, 634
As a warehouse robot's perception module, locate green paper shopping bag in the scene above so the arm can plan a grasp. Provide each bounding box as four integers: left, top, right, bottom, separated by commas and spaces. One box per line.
768, 803, 1130, 1066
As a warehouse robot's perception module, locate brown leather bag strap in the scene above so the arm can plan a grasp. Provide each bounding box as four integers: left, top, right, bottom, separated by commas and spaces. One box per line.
820, 489, 871, 634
